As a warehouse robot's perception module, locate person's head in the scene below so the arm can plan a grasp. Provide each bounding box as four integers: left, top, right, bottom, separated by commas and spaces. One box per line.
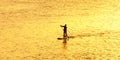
65, 24, 67, 26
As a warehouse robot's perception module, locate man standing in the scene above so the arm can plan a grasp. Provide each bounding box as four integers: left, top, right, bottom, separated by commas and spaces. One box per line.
60, 24, 68, 43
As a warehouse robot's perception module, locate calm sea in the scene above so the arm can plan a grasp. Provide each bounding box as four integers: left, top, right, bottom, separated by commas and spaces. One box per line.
0, 0, 120, 60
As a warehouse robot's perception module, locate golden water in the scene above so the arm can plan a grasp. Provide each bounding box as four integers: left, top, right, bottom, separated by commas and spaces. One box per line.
0, 0, 120, 60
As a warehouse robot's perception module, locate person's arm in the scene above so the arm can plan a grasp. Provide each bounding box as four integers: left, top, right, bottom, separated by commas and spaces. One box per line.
60, 25, 64, 27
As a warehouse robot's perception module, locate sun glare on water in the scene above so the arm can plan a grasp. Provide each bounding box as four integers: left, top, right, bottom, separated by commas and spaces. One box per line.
0, 0, 120, 60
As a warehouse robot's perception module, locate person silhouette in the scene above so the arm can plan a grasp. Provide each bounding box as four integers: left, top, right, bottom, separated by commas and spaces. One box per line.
60, 24, 67, 38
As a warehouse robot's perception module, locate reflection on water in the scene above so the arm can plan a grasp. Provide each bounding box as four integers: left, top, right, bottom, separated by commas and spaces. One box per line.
63, 43, 67, 49
0, 0, 120, 60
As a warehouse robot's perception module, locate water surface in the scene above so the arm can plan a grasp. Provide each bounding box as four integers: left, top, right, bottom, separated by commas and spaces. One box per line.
0, 0, 120, 60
